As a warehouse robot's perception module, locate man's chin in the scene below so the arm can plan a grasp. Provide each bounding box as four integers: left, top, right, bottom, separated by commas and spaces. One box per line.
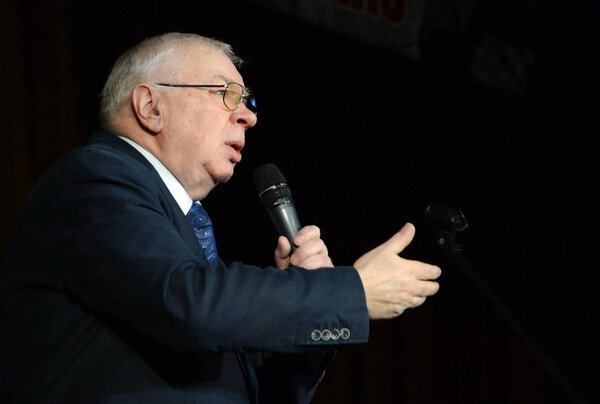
210, 165, 235, 184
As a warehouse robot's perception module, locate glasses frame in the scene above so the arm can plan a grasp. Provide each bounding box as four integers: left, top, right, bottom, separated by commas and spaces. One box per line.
154, 82, 257, 114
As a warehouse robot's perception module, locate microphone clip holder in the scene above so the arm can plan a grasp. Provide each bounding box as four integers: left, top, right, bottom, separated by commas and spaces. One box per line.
423, 203, 468, 256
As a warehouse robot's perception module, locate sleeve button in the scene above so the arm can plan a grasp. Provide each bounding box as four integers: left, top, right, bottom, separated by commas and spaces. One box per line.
340, 328, 351, 340
330, 328, 341, 340
321, 329, 331, 341
311, 329, 322, 341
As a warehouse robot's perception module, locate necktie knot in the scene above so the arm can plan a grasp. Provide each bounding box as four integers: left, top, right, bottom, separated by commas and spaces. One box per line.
186, 203, 219, 264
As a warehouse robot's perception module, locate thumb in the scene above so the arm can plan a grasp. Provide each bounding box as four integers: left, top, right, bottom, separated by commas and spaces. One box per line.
274, 235, 291, 269
380, 223, 415, 255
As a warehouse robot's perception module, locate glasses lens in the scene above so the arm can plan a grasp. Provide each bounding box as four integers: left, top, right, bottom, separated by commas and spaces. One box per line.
224, 83, 244, 111
245, 95, 257, 114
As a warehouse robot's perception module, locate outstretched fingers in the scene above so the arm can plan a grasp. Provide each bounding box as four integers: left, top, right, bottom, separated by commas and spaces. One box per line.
416, 263, 442, 281
414, 279, 440, 297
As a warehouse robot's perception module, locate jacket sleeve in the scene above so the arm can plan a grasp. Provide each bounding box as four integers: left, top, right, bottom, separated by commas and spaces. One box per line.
31, 144, 369, 354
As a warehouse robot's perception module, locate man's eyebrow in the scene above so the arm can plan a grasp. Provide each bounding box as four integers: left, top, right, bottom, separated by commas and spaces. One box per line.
212, 74, 233, 84
211, 74, 252, 93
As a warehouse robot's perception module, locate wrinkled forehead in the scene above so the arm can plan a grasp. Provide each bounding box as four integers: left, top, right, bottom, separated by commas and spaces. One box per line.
157, 43, 244, 85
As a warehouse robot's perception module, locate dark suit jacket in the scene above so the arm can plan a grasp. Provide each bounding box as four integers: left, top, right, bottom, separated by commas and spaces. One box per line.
1, 132, 369, 403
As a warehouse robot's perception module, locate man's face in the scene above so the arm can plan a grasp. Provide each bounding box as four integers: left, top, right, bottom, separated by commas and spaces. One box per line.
155, 45, 257, 200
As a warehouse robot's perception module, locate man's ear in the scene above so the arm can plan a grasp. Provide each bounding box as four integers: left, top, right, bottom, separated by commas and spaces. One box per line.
131, 84, 163, 133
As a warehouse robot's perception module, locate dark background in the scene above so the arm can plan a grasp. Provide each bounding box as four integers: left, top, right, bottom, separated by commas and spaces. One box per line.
2, 1, 598, 403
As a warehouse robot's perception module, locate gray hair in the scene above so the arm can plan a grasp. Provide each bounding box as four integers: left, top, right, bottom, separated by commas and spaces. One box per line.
99, 32, 243, 130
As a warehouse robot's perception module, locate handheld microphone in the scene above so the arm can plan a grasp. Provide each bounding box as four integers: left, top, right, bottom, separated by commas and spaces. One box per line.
253, 163, 301, 252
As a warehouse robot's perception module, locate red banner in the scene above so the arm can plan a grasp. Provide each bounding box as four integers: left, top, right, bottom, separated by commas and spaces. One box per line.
250, 0, 425, 60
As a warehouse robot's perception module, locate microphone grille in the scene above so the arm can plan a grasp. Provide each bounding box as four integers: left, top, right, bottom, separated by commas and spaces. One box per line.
253, 163, 293, 209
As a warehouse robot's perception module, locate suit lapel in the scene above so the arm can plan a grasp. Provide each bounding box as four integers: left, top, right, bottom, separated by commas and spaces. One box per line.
87, 131, 211, 265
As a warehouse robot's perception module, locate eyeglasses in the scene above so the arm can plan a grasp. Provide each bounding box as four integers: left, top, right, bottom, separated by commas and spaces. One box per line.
154, 82, 257, 114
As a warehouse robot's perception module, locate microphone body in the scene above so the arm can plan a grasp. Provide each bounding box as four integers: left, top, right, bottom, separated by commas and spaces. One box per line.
254, 164, 301, 252
268, 202, 301, 251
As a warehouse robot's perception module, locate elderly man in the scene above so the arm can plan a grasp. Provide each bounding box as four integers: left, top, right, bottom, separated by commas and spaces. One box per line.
2, 32, 441, 403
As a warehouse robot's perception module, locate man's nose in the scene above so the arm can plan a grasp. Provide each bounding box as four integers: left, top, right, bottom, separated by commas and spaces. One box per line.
232, 104, 257, 128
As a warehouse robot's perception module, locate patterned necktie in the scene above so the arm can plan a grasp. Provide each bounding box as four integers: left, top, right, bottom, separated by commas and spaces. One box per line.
186, 202, 219, 264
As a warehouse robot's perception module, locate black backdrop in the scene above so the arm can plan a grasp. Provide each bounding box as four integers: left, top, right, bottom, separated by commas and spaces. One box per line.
3, 1, 598, 403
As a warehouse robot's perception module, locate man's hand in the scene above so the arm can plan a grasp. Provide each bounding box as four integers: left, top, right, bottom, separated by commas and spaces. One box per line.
353, 223, 441, 320
274, 225, 334, 270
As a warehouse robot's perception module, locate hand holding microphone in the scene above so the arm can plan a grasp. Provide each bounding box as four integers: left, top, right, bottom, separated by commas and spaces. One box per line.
253, 163, 332, 270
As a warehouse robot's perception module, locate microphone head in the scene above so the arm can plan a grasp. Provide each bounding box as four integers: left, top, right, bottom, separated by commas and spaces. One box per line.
253, 163, 293, 210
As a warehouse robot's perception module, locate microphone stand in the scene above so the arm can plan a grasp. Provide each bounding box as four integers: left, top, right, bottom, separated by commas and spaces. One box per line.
424, 203, 587, 404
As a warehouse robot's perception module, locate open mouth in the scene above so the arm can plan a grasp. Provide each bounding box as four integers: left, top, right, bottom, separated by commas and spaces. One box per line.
226, 141, 244, 163
228, 142, 243, 153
